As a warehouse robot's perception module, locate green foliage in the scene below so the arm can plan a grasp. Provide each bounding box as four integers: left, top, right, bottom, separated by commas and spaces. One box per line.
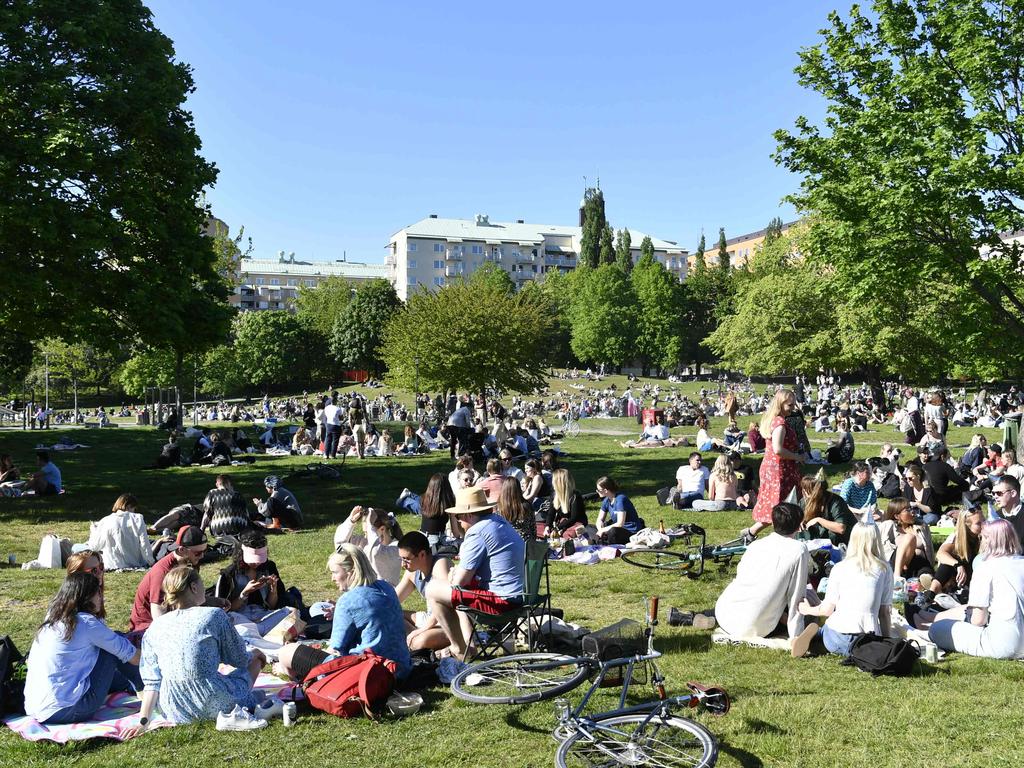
295, 276, 354, 338
630, 259, 684, 372
330, 279, 403, 376
530, 272, 577, 366
579, 188, 607, 269
209, 221, 252, 291
680, 252, 734, 371
639, 235, 655, 263
599, 223, 616, 265
232, 311, 315, 393
763, 217, 784, 248
774, 0, 1024, 353
117, 348, 178, 398
614, 228, 633, 273
694, 232, 706, 273
569, 265, 637, 365
0, 0, 228, 355
0, 334, 34, 390
716, 227, 729, 271
382, 281, 555, 396
467, 262, 515, 295
200, 344, 246, 396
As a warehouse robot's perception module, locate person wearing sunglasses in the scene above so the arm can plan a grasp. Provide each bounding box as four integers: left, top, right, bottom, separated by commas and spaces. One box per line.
992, 476, 1024, 544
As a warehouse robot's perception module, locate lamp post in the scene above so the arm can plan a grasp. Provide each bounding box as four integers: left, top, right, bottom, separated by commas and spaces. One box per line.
414, 356, 420, 417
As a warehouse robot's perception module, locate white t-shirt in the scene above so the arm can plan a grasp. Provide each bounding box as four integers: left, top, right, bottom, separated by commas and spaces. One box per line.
642, 424, 669, 441
675, 465, 711, 495
968, 556, 1024, 623
323, 403, 341, 426
823, 559, 893, 635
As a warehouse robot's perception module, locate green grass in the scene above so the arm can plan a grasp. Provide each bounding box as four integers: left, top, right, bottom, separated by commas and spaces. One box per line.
0, 394, 1015, 768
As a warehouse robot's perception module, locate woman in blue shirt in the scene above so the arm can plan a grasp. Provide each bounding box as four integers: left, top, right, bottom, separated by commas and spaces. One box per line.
276, 544, 411, 682
595, 476, 645, 545
24, 572, 142, 724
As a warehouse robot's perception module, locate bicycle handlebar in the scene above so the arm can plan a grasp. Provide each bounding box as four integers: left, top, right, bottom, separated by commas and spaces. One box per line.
649, 595, 659, 624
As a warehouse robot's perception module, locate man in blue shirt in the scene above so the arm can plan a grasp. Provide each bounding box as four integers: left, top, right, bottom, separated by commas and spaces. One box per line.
26, 450, 61, 495
425, 487, 525, 660
838, 461, 877, 516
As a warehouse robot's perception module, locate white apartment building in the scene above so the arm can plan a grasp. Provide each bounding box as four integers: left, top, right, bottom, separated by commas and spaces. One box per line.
233, 252, 387, 311
386, 214, 688, 301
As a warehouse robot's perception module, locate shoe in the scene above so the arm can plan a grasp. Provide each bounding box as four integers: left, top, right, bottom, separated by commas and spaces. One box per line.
668, 607, 694, 627
739, 529, 756, 546
693, 613, 717, 630
934, 593, 960, 611
914, 590, 934, 610
255, 697, 284, 721
791, 623, 818, 658
216, 705, 268, 731
397, 488, 412, 504
918, 574, 933, 592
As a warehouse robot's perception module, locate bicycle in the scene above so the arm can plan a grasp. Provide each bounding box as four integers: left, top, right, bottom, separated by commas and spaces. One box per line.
450, 596, 729, 768
619, 525, 747, 578
561, 416, 581, 438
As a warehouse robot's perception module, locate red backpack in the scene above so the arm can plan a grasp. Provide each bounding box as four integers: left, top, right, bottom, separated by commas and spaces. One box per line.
302, 651, 397, 719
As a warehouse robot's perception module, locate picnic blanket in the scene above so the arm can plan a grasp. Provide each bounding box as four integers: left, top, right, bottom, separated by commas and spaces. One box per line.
3, 670, 287, 743
711, 629, 792, 651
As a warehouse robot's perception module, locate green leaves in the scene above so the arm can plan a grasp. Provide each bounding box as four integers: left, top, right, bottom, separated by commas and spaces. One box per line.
330, 279, 402, 376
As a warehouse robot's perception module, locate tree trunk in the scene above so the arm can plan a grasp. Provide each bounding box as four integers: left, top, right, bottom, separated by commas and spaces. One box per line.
862, 363, 886, 412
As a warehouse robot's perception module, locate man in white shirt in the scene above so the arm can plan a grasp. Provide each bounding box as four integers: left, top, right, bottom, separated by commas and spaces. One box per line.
714, 502, 810, 643
499, 449, 525, 484
639, 415, 670, 444
446, 397, 473, 459
322, 396, 342, 459
674, 452, 711, 509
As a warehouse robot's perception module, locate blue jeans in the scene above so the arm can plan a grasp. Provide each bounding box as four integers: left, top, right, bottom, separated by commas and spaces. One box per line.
324, 425, 340, 459
821, 625, 857, 656
675, 491, 704, 510
44, 651, 142, 724
396, 492, 421, 516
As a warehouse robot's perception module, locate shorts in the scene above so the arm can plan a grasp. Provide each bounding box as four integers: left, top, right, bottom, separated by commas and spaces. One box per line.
450, 586, 522, 616
412, 610, 431, 629
289, 644, 331, 682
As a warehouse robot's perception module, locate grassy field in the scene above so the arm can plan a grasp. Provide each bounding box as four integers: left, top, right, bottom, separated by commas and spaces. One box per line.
0, 381, 1018, 768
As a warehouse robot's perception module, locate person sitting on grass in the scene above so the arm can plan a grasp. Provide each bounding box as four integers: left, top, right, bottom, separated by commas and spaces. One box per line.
201, 475, 258, 538
423, 487, 526, 660
395, 531, 453, 653
825, 417, 855, 465
878, 498, 935, 580
0, 453, 20, 485
837, 462, 878, 517
85, 493, 154, 570
714, 502, 810, 645
692, 454, 739, 511
132, 566, 268, 731
594, 476, 645, 544
543, 468, 588, 539
497, 476, 536, 541
917, 506, 983, 608
25, 450, 61, 495
673, 452, 711, 510
723, 417, 744, 449
65, 550, 107, 617
275, 545, 411, 681
521, 458, 551, 513
746, 422, 765, 453
252, 475, 303, 530
901, 464, 940, 525
797, 474, 855, 546
929, 519, 1024, 660
24, 572, 142, 725
475, 458, 506, 502
792, 521, 893, 658
212, 531, 294, 635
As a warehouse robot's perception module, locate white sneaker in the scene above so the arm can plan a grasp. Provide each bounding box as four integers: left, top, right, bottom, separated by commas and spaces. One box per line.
216, 704, 269, 731
934, 593, 961, 611
255, 697, 284, 721
398, 487, 412, 502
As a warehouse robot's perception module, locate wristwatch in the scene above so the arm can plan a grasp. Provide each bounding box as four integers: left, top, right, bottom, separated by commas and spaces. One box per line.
139, 716, 149, 727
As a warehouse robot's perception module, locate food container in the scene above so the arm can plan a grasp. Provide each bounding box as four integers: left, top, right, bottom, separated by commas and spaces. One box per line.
386, 691, 423, 717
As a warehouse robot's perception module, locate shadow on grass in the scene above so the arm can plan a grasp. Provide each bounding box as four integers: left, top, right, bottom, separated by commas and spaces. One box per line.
719, 741, 766, 768
655, 633, 714, 654
503, 706, 553, 735
739, 717, 787, 736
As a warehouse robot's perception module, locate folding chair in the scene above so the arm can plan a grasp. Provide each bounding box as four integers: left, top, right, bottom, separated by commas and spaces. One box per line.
458, 538, 552, 660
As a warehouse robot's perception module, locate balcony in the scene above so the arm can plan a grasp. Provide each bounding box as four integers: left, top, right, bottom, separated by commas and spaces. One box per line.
446, 249, 463, 261
385, 254, 396, 267
445, 266, 463, 278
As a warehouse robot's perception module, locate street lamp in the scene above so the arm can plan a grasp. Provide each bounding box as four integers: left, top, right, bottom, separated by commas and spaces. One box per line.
414, 356, 420, 416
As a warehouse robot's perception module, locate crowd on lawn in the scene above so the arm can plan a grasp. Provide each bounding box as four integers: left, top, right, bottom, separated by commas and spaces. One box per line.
8, 380, 1024, 737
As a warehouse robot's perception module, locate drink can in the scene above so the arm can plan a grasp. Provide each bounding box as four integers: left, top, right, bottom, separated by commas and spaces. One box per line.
923, 643, 938, 663
283, 701, 297, 727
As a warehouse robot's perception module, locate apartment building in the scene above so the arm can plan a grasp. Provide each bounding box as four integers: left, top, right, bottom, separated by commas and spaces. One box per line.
689, 220, 799, 270
386, 214, 688, 301
232, 252, 386, 311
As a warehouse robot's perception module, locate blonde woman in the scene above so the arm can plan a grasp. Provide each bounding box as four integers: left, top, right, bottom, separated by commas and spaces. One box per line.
275, 545, 411, 682
544, 468, 588, 537
134, 566, 266, 729
793, 522, 893, 657
693, 454, 739, 511
745, 389, 803, 540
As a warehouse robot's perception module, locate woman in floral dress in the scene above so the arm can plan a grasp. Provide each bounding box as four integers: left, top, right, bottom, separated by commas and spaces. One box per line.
745, 389, 804, 540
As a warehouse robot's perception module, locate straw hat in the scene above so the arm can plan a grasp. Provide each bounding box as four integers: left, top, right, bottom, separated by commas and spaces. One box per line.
446, 486, 496, 515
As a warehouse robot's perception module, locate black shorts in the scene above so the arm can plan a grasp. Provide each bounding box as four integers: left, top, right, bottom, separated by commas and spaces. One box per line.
290, 644, 331, 682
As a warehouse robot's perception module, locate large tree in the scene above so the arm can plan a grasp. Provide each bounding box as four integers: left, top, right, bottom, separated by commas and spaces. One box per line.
614, 228, 633, 273
716, 227, 729, 271
774, 0, 1024, 356
579, 188, 607, 269
600, 223, 616, 266
233, 311, 315, 393
381, 281, 555, 403
693, 232, 707, 273
569, 265, 637, 366
630, 259, 684, 374
0, 0, 229, 363
467, 261, 515, 295
295, 276, 354, 338
330, 279, 402, 376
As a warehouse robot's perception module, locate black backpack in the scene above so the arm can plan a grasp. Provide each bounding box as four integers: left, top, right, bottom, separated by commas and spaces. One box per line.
0, 635, 27, 716
841, 633, 920, 676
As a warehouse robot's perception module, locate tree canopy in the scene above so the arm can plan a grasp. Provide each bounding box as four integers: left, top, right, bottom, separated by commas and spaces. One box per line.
330, 279, 402, 376
614, 228, 633, 273
569, 265, 637, 366
579, 188, 607, 269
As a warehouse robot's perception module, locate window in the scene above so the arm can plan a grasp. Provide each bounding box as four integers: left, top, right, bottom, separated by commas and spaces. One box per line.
433, 260, 444, 270
433, 243, 444, 253
433, 277, 445, 286
470, 245, 484, 255
407, 276, 417, 285
408, 243, 418, 252
255, 277, 265, 285
408, 259, 417, 269
305, 279, 315, 287
287, 279, 298, 286
270, 278, 280, 285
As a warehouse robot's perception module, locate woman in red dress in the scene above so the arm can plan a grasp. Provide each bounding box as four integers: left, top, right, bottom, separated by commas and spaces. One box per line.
744, 389, 804, 540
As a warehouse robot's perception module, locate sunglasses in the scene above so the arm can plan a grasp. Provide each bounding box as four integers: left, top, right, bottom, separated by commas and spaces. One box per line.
994, 489, 1014, 496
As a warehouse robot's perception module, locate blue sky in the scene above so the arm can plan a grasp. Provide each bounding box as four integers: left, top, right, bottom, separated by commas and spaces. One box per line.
149, 1, 836, 263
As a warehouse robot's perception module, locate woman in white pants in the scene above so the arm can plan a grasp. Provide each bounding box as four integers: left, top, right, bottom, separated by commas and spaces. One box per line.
929, 519, 1024, 659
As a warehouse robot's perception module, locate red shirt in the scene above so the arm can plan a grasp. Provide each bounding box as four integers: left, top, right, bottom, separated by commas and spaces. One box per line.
129, 552, 179, 632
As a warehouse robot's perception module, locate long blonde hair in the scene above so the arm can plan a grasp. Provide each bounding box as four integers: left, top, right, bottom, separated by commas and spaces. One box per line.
162, 565, 202, 610
845, 523, 888, 576
954, 508, 982, 562
760, 389, 795, 437
329, 544, 377, 590
552, 468, 576, 513
710, 454, 734, 483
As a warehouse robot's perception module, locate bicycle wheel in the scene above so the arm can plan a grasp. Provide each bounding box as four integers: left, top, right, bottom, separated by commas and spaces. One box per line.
555, 713, 718, 768
450, 653, 591, 705
619, 549, 695, 572
564, 421, 581, 438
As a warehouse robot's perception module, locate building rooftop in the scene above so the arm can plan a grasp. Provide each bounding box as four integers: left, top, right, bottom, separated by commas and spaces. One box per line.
394, 216, 686, 254
239, 258, 386, 279
714, 220, 801, 248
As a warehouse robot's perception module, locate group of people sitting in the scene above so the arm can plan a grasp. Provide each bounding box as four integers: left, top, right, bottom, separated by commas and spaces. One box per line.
0, 450, 63, 497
